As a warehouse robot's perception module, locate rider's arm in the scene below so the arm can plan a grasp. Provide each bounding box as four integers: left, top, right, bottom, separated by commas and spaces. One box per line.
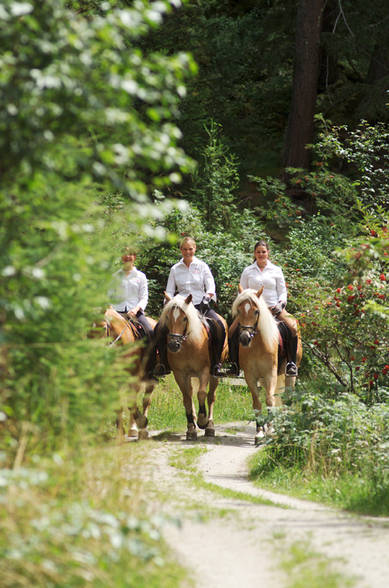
165, 267, 177, 300
202, 262, 216, 300
275, 267, 287, 306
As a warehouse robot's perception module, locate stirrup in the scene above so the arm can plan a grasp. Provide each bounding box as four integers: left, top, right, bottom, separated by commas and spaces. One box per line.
224, 363, 240, 376
210, 363, 225, 377
285, 362, 298, 377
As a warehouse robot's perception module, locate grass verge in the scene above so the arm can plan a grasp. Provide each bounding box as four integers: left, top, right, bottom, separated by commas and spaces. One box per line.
249, 450, 389, 517
279, 539, 356, 588
169, 446, 285, 508
1, 441, 189, 588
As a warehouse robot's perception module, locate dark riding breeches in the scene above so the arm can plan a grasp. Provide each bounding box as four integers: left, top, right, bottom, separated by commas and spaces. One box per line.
195, 305, 226, 368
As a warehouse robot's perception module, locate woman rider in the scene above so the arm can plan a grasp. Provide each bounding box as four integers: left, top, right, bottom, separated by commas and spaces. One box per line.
108, 248, 153, 339
149, 236, 226, 378
229, 240, 298, 377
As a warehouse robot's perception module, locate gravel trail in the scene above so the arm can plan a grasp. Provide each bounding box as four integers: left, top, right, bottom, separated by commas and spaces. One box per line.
143, 422, 389, 588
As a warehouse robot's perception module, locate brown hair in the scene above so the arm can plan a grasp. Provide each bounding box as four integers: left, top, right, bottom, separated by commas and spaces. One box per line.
180, 236, 196, 248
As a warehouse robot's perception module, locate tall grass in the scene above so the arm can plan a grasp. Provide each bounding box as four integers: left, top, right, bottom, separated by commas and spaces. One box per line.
148, 377, 253, 431
249, 391, 389, 515
1, 442, 187, 587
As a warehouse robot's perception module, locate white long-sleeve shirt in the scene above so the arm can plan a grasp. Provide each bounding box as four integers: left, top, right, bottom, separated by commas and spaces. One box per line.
166, 256, 216, 306
109, 267, 148, 312
240, 260, 287, 307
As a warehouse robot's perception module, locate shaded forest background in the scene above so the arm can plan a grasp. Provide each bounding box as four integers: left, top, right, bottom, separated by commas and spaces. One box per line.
0, 1, 388, 584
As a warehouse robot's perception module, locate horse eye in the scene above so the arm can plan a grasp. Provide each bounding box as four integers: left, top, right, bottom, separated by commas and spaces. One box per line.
254, 309, 259, 316
183, 316, 188, 322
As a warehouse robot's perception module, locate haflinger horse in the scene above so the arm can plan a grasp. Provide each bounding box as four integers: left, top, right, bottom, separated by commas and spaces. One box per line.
160, 293, 228, 440
103, 306, 156, 441
231, 287, 302, 445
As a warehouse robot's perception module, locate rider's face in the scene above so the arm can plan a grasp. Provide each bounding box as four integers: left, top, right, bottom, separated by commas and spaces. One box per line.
254, 246, 269, 265
122, 253, 136, 269
180, 242, 196, 262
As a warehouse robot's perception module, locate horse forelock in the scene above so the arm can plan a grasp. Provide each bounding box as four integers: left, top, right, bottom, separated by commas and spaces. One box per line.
232, 289, 278, 352
160, 295, 204, 342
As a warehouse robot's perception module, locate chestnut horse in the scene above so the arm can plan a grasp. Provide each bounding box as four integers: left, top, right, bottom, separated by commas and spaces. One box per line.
231, 288, 302, 444
160, 294, 228, 440
104, 306, 156, 440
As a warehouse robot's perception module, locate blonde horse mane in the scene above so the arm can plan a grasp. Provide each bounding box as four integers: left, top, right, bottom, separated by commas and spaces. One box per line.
159, 295, 204, 343
232, 289, 279, 353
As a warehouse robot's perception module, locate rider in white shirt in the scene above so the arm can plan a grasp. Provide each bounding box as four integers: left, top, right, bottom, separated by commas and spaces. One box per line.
149, 236, 226, 378
229, 240, 298, 377
109, 250, 152, 338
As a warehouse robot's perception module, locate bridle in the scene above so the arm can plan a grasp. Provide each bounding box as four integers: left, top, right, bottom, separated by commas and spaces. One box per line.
167, 332, 188, 345
167, 305, 190, 346
238, 303, 260, 341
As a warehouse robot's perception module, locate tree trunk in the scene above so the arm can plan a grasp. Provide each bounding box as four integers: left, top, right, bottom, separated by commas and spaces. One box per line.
283, 0, 326, 171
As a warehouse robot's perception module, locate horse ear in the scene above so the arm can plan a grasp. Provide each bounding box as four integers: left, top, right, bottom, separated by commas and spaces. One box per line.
164, 291, 171, 302
238, 284, 243, 293
184, 294, 192, 305
256, 286, 264, 298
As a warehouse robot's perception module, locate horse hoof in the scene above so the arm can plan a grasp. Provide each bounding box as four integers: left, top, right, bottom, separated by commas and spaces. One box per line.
138, 429, 149, 440
186, 428, 198, 441
129, 428, 138, 438
136, 415, 148, 429
197, 414, 208, 430
205, 427, 215, 437
254, 430, 265, 446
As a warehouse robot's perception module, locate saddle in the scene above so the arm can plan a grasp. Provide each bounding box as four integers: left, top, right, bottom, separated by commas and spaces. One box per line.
276, 320, 289, 360
117, 312, 145, 340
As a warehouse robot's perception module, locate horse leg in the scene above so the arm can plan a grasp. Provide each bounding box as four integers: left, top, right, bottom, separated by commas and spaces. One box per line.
197, 371, 210, 430
275, 374, 285, 407
204, 375, 218, 437
136, 382, 154, 440
116, 408, 126, 442
244, 371, 265, 445
263, 366, 278, 408
174, 371, 197, 440
127, 387, 139, 439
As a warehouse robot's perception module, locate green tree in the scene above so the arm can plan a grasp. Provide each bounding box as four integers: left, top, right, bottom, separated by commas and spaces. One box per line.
0, 0, 196, 451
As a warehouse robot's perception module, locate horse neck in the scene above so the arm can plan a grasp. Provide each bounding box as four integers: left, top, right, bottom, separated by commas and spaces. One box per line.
106, 310, 135, 344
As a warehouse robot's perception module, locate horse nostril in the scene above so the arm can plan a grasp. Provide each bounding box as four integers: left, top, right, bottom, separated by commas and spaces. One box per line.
168, 341, 180, 352
240, 333, 251, 347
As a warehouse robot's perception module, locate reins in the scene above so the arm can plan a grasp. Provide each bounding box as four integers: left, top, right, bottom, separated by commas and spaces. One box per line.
239, 323, 257, 341
105, 317, 131, 346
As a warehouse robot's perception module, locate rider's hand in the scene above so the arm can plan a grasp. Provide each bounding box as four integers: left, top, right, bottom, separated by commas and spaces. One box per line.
198, 295, 211, 314
272, 303, 282, 316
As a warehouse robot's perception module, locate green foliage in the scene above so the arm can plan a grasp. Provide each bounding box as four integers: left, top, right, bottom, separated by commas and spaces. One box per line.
190, 120, 239, 230
0, 0, 195, 195
0, 446, 185, 587
312, 118, 389, 218
251, 391, 389, 515
0, 0, 197, 453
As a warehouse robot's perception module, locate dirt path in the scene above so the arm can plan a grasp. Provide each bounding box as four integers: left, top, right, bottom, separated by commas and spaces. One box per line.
142, 422, 389, 588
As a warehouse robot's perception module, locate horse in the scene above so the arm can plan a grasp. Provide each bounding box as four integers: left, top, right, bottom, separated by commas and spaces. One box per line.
160, 293, 228, 440
103, 306, 157, 440
231, 287, 302, 445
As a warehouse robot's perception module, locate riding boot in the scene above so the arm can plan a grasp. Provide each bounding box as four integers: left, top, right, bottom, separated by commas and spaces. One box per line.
285, 333, 298, 377
208, 318, 225, 377
155, 324, 171, 376
226, 327, 240, 376
144, 324, 170, 378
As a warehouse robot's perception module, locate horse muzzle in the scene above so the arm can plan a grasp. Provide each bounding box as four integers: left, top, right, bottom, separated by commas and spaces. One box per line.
167, 333, 186, 352
239, 326, 256, 347
168, 340, 181, 352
